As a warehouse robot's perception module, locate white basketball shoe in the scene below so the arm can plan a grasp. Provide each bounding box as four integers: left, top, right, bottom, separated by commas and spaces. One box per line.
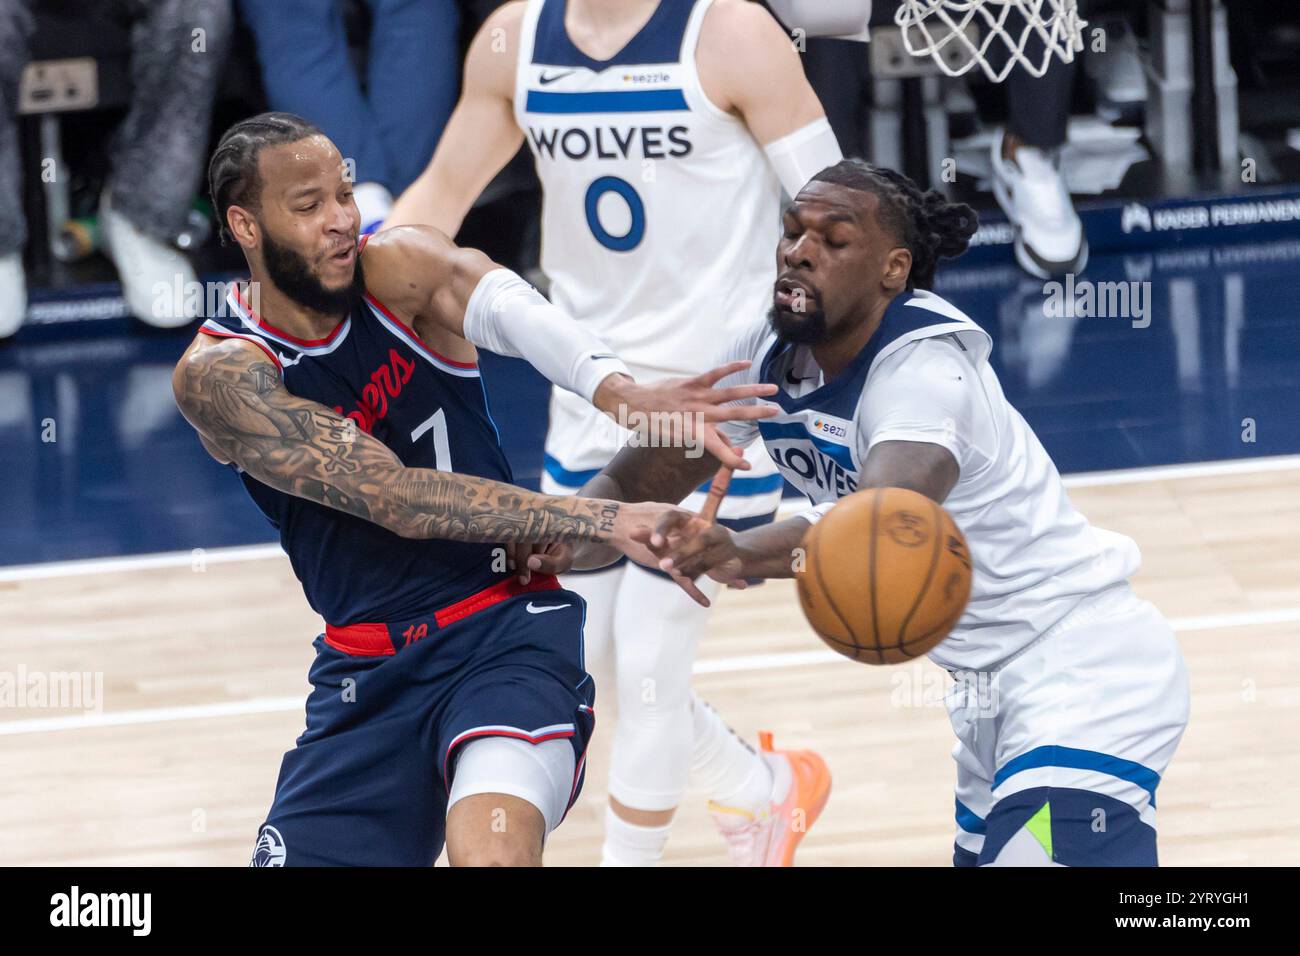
990, 130, 1088, 279
100, 190, 197, 328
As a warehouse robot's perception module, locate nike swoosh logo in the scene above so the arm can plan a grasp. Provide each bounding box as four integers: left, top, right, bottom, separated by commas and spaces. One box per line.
538, 70, 575, 85
526, 602, 571, 614
786, 369, 810, 384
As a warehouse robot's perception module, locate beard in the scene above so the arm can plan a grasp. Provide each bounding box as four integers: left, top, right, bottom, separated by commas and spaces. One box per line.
261, 228, 363, 317
767, 302, 829, 345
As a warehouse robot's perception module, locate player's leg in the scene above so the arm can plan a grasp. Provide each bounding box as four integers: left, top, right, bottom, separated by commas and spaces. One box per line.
977, 591, 1189, 866
556, 562, 621, 697
252, 636, 445, 867
435, 586, 595, 866
600, 562, 714, 865
945, 661, 999, 866
444, 736, 576, 866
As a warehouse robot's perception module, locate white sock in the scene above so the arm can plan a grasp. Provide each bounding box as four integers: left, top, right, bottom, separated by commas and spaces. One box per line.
600, 806, 672, 867
690, 696, 773, 814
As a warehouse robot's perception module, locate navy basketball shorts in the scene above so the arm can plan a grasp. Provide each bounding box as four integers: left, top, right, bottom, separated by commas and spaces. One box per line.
250, 575, 595, 867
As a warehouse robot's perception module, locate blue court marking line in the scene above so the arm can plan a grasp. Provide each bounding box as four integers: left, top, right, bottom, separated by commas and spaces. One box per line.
525, 89, 689, 113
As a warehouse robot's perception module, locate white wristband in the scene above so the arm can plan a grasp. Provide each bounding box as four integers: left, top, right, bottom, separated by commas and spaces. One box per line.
463, 269, 630, 403
763, 117, 844, 198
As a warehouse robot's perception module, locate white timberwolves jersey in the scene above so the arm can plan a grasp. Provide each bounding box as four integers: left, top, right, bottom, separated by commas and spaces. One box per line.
517, 0, 782, 518
718, 290, 1142, 671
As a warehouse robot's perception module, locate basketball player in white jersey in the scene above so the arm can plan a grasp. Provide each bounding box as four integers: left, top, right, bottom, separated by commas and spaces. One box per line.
385, 0, 860, 866
559, 159, 1190, 866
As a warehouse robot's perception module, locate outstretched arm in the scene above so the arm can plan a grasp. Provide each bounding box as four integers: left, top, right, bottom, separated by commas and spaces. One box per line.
640, 440, 960, 586
172, 337, 674, 548
358, 226, 780, 469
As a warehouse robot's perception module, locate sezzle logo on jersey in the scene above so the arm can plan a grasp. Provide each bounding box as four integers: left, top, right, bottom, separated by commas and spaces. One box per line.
621, 70, 671, 85
761, 411, 859, 503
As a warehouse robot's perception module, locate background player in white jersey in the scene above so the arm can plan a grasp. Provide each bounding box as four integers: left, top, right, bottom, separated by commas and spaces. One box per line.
557, 159, 1190, 866
385, 0, 856, 866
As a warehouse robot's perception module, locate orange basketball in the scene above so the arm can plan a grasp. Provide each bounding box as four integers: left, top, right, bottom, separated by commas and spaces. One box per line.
795, 487, 972, 665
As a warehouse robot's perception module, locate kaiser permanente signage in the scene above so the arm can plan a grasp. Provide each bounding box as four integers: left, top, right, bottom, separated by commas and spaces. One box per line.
966, 186, 1300, 257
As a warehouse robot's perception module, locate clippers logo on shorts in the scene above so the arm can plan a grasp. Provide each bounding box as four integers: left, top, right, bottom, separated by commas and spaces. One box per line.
251, 825, 287, 867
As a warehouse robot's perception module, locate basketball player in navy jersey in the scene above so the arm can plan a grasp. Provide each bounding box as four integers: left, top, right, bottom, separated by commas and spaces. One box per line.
385, 0, 861, 868
172, 112, 778, 867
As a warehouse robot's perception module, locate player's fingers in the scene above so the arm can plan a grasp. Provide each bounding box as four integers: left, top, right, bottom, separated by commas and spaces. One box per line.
507, 542, 533, 583
661, 546, 716, 581
649, 509, 693, 549
665, 569, 711, 608
526, 551, 564, 575
691, 359, 753, 387
698, 382, 780, 406
696, 401, 780, 422
699, 464, 733, 524
702, 430, 750, 470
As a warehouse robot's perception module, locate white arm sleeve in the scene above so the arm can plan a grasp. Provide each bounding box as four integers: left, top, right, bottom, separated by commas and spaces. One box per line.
860, 337, 981, 473
763, 118, 844, 198
462, 269, 630, 404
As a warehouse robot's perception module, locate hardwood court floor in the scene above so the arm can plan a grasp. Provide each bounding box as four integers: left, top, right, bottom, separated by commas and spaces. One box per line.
2, 461, 1298, 866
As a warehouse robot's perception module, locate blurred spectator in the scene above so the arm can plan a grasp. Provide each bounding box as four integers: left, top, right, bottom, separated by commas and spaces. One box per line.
0, 0, 234, 336
236, 0, 461, 234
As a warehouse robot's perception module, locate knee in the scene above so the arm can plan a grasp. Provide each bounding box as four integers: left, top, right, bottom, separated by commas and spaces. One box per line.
449, 839, 542, 868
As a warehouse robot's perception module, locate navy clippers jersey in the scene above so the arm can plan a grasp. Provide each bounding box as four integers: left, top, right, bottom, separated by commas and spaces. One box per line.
200, 279, 514, 625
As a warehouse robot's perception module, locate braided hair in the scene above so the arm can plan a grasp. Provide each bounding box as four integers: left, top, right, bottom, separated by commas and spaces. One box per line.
207, 112, 326, 244
809, 159, 978, 290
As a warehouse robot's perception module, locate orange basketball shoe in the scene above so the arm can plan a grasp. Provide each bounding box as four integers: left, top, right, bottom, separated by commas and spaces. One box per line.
708, 732, 831, 867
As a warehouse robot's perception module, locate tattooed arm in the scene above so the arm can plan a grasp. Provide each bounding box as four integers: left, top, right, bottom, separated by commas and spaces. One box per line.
172, 336, 680, 548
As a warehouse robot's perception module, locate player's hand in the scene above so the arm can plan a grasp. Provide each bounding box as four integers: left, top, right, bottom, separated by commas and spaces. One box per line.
592, 362, 778, 471
627, 462, 747, 601
608, 500, 714, 606
504, 541, 574, 584
634, 512, 747, 589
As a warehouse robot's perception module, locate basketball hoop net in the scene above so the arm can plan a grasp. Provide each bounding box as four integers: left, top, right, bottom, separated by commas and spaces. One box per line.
893, 0, 1086, 82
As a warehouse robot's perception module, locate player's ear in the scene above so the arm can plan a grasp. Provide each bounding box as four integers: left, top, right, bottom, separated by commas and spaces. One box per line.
882, 247, 911, 292
227, 205, 259, 249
